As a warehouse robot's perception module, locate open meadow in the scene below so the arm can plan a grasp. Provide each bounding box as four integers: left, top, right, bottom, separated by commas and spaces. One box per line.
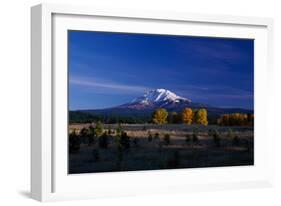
69, 124, 253, 174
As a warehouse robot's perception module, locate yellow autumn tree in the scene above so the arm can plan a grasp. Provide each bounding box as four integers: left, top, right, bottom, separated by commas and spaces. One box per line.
194, 108, 208, 125
152, 108, 168, 124
182, 108, 193, 125
218, 113, 252, 126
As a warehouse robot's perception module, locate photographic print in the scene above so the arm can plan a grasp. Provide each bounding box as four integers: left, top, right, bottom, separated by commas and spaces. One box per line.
68, 31, 254, 174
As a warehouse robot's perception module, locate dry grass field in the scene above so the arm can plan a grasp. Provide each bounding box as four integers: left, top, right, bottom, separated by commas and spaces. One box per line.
69, 124, 253, 174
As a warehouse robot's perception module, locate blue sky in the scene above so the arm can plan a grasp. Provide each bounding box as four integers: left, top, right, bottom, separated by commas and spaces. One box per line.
68, 31, 254, 110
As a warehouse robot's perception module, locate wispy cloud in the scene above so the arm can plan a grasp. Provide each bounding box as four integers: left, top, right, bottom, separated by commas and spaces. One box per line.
69, 76, 150, 94
174, 85, 253, 103
172, 38, 251, 61
195, 94, 253, 100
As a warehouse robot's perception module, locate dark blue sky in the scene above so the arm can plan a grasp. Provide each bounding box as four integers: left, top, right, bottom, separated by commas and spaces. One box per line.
68, 31, 254, 110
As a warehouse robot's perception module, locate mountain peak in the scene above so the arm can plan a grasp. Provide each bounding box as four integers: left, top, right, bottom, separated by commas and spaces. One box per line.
131, 88, 191, 104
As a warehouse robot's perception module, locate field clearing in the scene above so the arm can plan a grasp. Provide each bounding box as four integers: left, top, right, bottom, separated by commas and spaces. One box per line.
69, 124, 254, 174
69, 123, 253, 133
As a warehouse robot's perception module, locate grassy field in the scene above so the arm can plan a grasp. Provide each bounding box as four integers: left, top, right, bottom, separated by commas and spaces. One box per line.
69, 124, 254, 174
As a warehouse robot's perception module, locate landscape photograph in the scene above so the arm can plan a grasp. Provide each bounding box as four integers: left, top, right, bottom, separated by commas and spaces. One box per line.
68, 31, 254, 174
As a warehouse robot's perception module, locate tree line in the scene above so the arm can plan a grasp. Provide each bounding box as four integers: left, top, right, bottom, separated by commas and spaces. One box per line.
152, 108, 208, 125
217, 113, 254, 126
70, 110, 253, 126
69, 111, 150, 124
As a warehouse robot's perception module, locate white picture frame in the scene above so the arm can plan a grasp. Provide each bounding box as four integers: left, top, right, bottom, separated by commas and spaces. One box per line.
31, 3, 274, 202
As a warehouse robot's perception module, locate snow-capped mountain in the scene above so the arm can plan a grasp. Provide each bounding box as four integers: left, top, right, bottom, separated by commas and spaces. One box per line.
74, 88, 253, 122
132, 89, 191, 104
117, 88, 201, 110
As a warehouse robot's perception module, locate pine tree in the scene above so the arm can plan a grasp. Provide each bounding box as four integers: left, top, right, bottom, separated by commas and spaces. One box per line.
116, 122, 123, 136
169, 112, 181, 124
164, 133, 170, 145
69, 129, 80, 153
88, 125, 96, 146
95, 121, 104, 137
120, 132, 130, 150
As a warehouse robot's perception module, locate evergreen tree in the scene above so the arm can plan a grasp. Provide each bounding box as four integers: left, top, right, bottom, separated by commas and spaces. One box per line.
169, 112, 181, 124
213, 129, 221, 147
164, 133, 171, 145
192, 128, 199, 144
69, 129, 81, 153
120, 132, 130, 150
147, 131, 153, 142
154, 132, 160, 140
88, 125, 96, 146
116, 122, 123, 136
185, 134, 191, 143
95, 121, 104, 137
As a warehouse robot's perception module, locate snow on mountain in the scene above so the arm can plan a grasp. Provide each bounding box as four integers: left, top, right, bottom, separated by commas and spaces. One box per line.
116, 89, 193, 110
79, 88, 252, 117
131, 89, 191, 105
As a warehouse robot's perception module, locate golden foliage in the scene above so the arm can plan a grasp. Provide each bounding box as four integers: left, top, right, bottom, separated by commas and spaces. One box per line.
194, 108, 208, 125
217, 113, 254, 126
152, 108, 169, 124
182, 108, 193, 125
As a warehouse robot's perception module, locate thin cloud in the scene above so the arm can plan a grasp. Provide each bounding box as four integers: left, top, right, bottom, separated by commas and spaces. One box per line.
69, 76, 150, 94
172, 38, 251, 61
197, 94, 253, 100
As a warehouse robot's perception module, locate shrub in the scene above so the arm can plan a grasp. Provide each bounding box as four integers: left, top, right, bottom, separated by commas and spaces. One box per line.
69, 130, 80, 153
185, 134, 191, 143
107, 125, 112, 135
164, 133, 170, 145
213, 129, 221, 147
98, 132, 109, 149
95, 121, 104, 137
79, 127, 89, 144
120, 132, 130, 150
79, 127, 88, 137
192, 128, 199, 144
88, 125, 96, 146
227, 128, 233, 138
208, 128, 215, 137
154, 132, 160, 140
232, 135, 240, 146
148, 131, 153, 142
116, 122, 123, 136
169, 112, 181, 124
